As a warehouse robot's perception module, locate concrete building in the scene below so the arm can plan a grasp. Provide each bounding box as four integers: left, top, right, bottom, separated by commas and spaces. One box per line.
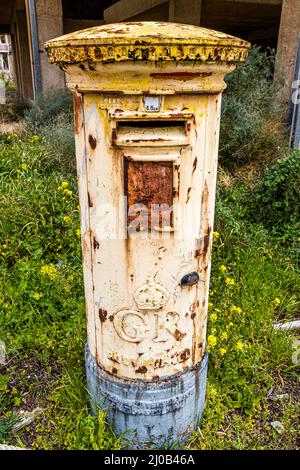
0, 0, 115, 99
0, 0, 299, 116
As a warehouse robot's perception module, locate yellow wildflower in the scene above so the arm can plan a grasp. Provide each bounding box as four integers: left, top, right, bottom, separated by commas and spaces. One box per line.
63, 188, 73, 197
76, 229, 81, 238
272, 298, 281, 306
213, 231, 220, 240
207, 335, 217, 349
219, 347, 227, 356
63, 215, 71, 224
210, 313, 218, 322
29, 135, 39, 144
230, 305, 242, 314
220, 331, 228, 341
208, 302, 213, 308
67, 275, 74, 282
58, 181, 70, 191
40, 264, 58, 279
219, 265, 227, 272
225, 277, 235, 287
33, 292, 43, 300
211, 327, 217, 335
21, 163, 27, 171
235, 341, 244, 351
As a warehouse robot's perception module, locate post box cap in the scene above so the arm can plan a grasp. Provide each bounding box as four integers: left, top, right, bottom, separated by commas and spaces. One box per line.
45, 21, 250, 65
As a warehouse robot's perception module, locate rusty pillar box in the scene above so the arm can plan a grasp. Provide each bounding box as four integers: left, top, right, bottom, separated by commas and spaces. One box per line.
46, 22, 250, 449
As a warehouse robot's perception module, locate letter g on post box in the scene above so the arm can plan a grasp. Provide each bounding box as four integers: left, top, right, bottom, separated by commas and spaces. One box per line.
45, 22, 250, 449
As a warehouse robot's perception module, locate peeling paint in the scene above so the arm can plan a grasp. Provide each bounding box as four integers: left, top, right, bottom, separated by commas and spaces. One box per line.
46, 22, 249, 381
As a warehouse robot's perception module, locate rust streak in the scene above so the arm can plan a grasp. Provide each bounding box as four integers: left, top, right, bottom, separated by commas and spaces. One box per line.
93, 236, 100, 250
88, 192, 93, 208
192, 156, 198, 174
73, 92, 82, 135
186, 187, 192, 204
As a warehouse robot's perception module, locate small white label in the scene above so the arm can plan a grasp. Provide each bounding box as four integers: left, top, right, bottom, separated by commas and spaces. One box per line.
144, 96, 160, 112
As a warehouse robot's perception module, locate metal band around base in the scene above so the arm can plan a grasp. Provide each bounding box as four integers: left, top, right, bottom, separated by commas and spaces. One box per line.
85, 345, 208, 449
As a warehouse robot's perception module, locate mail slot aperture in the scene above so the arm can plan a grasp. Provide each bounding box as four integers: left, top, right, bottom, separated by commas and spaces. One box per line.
114, 120, 190, 147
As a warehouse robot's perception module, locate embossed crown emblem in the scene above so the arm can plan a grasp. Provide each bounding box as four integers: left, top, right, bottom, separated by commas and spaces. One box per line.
134, 279, 169, 310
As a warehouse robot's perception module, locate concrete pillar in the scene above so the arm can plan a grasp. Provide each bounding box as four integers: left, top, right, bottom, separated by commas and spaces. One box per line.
15, 11, 34, 99
169, 0, 202, 25
34, 0, 64, 92
7, 36, 16, 84
274, 0, 300, 114
10, 28, 21, 94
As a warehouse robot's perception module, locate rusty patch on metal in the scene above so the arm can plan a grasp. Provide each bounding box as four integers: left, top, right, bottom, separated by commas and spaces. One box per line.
99, 308, 107, 322
174, 328, 186, 341
180, 348, 191, 361
135, 365, 147, 374
195, 180, 211, 258
89, 134, 97, 149
125, 160, 173, 230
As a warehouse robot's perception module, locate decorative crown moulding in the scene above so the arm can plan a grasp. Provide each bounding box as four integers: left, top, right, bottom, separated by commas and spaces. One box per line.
45, 21, 250, 65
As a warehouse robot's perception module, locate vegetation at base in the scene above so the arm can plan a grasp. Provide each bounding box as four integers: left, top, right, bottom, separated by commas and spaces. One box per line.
0, 47, 299, 449
219, 47, 288, 169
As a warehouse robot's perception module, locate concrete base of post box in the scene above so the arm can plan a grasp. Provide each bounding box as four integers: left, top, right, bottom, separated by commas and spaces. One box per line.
85, 345, 208, 449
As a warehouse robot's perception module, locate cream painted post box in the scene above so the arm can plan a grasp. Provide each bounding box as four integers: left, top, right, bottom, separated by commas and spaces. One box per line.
46, 22, 250, 449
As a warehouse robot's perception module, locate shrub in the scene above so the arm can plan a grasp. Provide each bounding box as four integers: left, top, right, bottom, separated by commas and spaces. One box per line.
0, 90, 29, 123
249, 150, 300, 241
24, 89, 76, 174
42, 112, 76, 175
219, 47, 288, 169
25, 89, 73, 131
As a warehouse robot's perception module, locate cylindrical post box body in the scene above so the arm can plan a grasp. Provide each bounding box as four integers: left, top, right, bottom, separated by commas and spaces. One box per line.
46, 22, 250, 448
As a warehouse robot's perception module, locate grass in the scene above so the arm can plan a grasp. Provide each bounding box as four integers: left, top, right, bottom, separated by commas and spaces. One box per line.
0, 133, 298, 450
